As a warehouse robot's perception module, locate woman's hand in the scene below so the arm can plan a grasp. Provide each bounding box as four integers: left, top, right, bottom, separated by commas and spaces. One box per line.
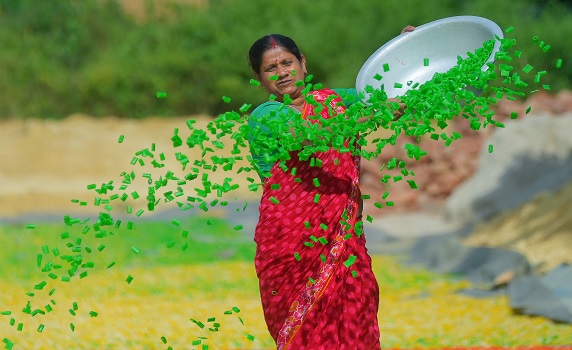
401, 25, 415, 34
387, 97, 406, 120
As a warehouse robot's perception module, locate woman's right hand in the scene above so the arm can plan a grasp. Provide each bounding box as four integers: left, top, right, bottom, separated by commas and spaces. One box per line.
401, 25, 415, 34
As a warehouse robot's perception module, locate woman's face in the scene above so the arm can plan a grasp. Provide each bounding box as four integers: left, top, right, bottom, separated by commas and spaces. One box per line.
255, 46, 307, 102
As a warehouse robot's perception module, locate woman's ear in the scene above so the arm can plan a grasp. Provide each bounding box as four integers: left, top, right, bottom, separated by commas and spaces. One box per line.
301, 55, 307, 75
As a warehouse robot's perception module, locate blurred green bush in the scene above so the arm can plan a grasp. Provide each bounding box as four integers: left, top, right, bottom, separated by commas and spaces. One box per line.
0, 0, 569, 119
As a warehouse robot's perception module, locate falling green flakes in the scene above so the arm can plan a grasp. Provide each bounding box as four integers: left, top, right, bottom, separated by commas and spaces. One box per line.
7, 28, 560, 349
343, 255, 357, 268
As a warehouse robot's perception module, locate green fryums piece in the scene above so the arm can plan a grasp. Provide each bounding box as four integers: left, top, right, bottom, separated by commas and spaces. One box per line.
239, 103, 252, 113
383, 63, 390, 72
313, 178, 320, 187
423, 58, 429, 66
3, 338, 15, 350
344, 255, 357, 268
407, 180, 418, 189
522, 64, 534, 73
118, 134, 125, 143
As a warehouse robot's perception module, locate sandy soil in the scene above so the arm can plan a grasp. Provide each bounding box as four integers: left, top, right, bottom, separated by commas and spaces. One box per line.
0, 114, 258, 218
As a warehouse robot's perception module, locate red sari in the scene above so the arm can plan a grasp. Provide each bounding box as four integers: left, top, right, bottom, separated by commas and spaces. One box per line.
254, 89, 381, 349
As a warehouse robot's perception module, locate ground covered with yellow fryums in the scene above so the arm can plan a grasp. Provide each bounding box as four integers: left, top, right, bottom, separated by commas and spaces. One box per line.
2, 255, 570, 349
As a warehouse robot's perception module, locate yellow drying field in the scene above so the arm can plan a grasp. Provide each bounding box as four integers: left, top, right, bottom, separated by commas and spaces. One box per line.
2, 256, 570, 349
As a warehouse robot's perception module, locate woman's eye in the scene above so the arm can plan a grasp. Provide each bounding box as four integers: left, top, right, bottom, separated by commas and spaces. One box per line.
284, 61, 293, 66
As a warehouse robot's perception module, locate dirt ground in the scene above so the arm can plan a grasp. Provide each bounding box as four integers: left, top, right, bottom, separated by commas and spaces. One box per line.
0, 114, 258, 217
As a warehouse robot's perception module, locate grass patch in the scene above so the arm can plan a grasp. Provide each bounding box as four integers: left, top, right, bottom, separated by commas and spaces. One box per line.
0, 218, 570, 349
0, 215, 255, 282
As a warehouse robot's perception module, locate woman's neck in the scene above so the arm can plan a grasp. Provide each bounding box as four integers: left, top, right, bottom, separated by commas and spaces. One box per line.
280, 94, 305, 112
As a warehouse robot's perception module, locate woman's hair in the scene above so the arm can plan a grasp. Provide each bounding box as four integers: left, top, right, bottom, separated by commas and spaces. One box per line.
248, 34, 303, 74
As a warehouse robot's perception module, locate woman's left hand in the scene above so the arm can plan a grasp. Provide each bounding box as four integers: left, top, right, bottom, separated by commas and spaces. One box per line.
387, 97, 406, 120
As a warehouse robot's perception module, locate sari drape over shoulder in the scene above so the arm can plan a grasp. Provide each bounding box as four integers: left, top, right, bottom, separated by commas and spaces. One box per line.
254, 89, 381, 350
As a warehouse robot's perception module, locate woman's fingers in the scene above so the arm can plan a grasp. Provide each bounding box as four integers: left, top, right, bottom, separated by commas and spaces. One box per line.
401, 25, 416, 34
387, 98, 406, 119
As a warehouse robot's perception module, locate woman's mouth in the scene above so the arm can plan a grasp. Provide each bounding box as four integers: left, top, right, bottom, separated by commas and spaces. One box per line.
277, 79, 292, 87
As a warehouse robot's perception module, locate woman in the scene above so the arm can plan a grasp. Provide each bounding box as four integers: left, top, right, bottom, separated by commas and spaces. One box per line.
247, 31, 410, 349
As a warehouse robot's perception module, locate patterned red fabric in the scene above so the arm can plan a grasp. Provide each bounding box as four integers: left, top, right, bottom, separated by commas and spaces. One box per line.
254, 89, 381, 349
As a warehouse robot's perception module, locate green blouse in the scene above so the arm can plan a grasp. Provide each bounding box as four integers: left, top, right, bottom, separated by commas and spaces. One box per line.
248, 88, 360, 178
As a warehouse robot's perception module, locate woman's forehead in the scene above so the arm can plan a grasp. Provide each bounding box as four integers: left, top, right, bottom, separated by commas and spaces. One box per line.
262, 47, 295, 62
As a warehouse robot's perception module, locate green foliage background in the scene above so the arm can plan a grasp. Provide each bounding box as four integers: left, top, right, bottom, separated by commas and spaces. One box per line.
0, 0, 570, 119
